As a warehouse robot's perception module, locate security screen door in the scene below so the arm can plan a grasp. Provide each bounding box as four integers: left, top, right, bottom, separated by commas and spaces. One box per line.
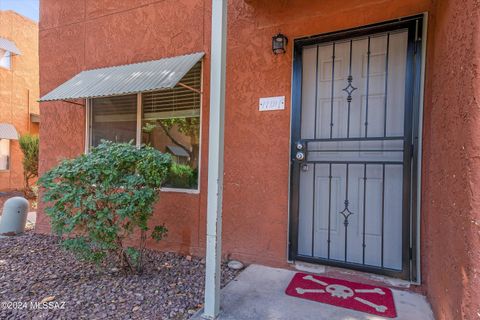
290, 18, 422, 280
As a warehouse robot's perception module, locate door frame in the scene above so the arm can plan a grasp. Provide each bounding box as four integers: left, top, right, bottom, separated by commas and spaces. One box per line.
289, 15, 424, 281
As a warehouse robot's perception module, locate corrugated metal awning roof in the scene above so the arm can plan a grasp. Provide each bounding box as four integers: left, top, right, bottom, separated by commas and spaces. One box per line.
40, 52, 204, 102
0, 37, 21, 55
167, 145, 190, 158
0, 123, 19, 140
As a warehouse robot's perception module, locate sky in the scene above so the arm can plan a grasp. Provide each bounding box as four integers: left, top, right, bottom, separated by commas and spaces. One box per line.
0, 0, 39, 22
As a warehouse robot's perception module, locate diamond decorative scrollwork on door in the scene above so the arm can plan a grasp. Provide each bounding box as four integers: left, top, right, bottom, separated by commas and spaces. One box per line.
339, 199, 354, 228
342, 75, 357, 103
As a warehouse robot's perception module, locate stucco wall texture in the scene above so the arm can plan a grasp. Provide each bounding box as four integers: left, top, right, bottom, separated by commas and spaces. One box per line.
38, 0, 480, 319
421, 0, 480, 319
0, 11, 39, 191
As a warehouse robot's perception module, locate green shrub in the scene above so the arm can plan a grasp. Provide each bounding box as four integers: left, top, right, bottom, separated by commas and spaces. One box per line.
167, 163, 197, 188
18, 134, 39, 198
39, 141, 171, 273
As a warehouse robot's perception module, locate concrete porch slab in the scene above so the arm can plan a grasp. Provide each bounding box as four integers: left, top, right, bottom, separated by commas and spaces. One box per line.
193, 264, 434, 320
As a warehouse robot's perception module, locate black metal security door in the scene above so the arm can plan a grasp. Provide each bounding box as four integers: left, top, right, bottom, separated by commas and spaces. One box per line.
289, 17, 422, 280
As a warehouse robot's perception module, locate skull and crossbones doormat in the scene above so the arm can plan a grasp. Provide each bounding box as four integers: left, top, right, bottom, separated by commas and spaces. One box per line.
285, 273, 397, 318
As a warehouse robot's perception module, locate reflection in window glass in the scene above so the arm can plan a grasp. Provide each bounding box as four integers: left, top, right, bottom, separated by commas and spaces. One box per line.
0, 139, 10, 170
90, 95, 137, 147
142, 62, 201, 189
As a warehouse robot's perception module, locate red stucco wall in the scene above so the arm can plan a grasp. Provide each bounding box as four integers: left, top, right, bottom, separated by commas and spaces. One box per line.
37, 0, 211, 257
39, 1, 480, 318
421, 0, 480, 319
38, 0, 433, 266
0, 11, 39, 191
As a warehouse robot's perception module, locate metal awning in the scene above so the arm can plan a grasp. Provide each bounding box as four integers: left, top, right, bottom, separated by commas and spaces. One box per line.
40, 52, 205, 102
167, 145, 190, 158
0, 37, 21, 55
0, 123, 19, 140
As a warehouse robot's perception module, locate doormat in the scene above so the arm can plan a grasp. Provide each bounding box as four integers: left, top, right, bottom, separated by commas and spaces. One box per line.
285, 272, 397, 318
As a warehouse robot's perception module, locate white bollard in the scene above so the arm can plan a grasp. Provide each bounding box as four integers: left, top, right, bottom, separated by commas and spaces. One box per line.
0, 197, 29, 235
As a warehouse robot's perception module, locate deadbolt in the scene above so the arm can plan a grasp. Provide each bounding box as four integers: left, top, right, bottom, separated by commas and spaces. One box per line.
295, 151, 305, 161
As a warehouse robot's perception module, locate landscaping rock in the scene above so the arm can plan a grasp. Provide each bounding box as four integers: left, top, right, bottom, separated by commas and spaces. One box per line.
227, 260, 244, 270
0, 232, 240, 319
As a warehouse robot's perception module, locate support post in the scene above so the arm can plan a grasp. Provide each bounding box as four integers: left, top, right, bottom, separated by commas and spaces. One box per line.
203, 0, 227, 319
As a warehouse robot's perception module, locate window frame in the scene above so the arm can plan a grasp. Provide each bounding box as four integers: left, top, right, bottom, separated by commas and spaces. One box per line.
85, 62, 203, 194
0, 139, 11, 172
0, 49, 12, 70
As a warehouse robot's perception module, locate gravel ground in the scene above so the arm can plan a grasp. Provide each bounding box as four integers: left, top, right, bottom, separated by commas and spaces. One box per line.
0, 233, 241, 319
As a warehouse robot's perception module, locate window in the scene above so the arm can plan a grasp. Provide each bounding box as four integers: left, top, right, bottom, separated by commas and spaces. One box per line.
0, 139, 10, 170
89, 62, 202, 190
90, 94, 137, 147
0, 49, 11, 69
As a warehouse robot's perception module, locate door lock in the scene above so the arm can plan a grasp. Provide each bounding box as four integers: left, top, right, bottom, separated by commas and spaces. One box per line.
295, 151, 305, 161
294, 141, 306, 162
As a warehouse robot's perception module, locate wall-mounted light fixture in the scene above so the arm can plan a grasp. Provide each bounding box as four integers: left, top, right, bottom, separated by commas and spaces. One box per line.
272, 33, 288, 55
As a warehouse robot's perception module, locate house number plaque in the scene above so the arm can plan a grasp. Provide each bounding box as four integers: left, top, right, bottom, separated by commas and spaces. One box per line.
259, 96, 285, 111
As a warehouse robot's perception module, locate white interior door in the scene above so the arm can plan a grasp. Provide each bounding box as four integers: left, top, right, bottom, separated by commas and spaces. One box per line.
296, 30, 409, 271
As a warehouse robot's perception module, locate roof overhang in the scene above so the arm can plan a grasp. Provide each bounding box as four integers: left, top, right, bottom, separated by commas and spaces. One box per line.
167, 145, 190, 158
39, 52, 204, 102
0, 123, 19, 140
0, 37, 21, 55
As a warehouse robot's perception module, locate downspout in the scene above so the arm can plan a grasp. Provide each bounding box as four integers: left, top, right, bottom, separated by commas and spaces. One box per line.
203, 0, 227, 319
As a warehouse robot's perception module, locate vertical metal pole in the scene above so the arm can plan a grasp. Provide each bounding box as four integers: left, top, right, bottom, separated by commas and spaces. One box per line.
362, 164, 367, 264
203, 0, 227, 319
136, 93, 142, 148
364, 37, 371, 138
84, 99, 90, 154
329, 43, 336, 139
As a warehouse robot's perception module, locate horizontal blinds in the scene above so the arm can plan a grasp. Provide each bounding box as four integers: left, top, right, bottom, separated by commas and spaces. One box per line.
142, 62, 201, 120
91, 62, 201, 121
92, 94, 137, 122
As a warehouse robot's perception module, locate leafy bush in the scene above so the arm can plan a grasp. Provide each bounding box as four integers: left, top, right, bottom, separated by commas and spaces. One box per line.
18, 134, 39, 198
167, 163, 197, 188
39, 141, 171, 273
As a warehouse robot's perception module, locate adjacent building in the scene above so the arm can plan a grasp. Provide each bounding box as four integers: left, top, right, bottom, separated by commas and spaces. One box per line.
37, 1, 480, 319
0, 10, 39, 191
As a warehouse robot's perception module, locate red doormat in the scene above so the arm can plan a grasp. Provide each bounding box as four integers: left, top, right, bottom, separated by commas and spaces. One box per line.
285, 273, 397, 318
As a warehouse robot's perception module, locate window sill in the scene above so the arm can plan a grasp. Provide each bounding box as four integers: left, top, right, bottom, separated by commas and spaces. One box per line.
160, 187, 200, 194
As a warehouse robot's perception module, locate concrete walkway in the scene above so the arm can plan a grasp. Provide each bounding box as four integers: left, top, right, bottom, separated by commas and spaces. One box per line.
194, 264, 434, 320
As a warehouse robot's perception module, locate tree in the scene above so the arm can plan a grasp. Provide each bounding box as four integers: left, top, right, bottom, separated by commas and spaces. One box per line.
151, 117, 200, 168
39, 141, 171, 273
18, 134, 39, 198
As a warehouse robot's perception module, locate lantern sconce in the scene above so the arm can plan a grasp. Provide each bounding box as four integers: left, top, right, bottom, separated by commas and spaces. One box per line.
272, 33, 288, 55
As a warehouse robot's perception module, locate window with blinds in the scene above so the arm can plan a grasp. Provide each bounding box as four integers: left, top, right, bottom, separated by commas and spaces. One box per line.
141, 62, 202, 190
142, 62, 201, 120
88, 61, 203, 190
0, 139, 10, 170
90, 94, 137, 147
